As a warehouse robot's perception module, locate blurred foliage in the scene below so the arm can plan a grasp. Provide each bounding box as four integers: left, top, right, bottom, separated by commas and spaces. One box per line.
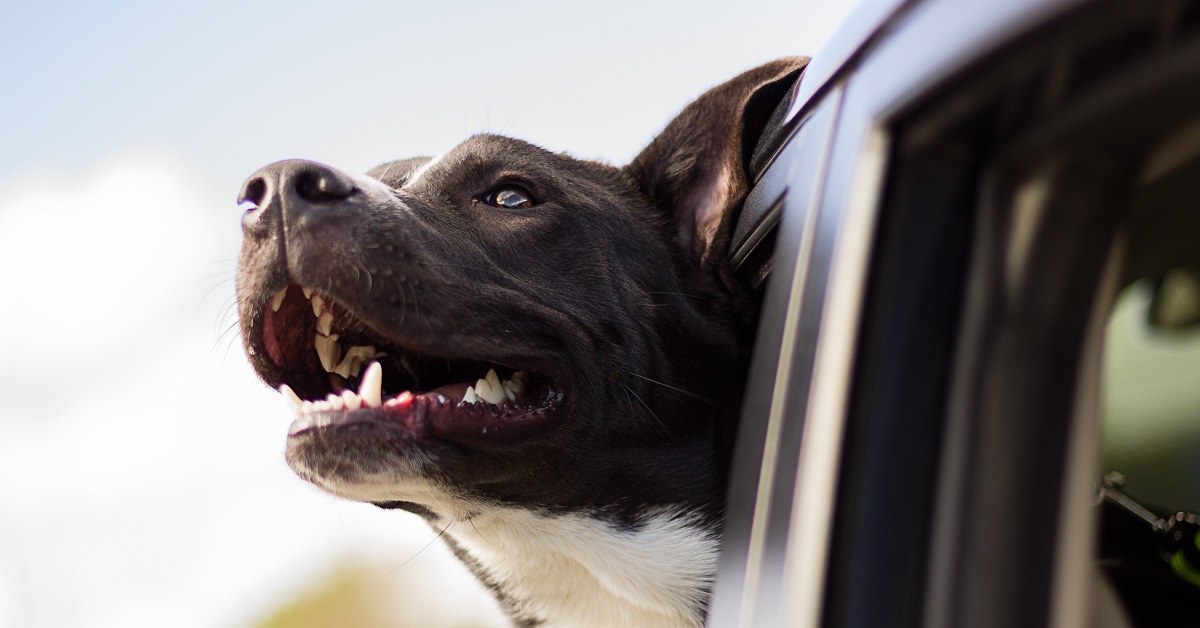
1104, 280, 1200, 512
254, 559, 497, 628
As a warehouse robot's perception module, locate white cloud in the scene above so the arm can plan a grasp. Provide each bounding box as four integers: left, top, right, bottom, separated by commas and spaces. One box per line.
0, 151, 502, 628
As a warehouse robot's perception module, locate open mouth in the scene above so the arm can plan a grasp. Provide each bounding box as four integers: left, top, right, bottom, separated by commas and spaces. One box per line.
256, 283, 564, 444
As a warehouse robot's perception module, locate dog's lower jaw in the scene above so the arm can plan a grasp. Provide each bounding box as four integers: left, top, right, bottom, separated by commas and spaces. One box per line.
445, 508, 719, 628
288, 455, 720, 627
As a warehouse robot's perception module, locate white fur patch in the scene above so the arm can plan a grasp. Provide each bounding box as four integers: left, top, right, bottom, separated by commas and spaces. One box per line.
447, 508, 718, 627
291, 453, 718, 626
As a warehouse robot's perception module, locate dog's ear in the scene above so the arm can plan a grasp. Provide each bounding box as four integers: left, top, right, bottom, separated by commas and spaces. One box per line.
625, 57, 809, 270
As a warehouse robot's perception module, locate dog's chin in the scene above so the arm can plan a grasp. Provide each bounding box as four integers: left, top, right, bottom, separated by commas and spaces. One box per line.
247, 281, 569, 459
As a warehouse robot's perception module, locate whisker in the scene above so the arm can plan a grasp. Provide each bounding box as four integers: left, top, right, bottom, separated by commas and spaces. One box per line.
467, 514, 495, 545
420, 262, 489, 273
625, 372, 715, 405
212, 320, 241, 353
645, 291, 703, 299
622, 383, 670, 434
418, 234, 447, 246
384, 519, 454, 576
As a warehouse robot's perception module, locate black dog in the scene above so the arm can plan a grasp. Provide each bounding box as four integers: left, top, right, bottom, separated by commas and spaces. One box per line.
236, 58, 806, 627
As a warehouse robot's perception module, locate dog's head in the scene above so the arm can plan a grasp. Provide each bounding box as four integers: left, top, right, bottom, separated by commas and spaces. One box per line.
235, 59, 806, 526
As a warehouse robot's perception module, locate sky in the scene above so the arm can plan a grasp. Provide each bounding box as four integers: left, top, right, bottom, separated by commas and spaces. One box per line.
0, 1, 862, 626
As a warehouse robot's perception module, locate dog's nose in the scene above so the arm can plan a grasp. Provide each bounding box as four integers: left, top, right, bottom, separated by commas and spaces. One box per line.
238, 160, 357, 234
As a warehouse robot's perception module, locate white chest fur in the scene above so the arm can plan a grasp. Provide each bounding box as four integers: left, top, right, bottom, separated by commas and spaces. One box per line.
446, 509, 719, 627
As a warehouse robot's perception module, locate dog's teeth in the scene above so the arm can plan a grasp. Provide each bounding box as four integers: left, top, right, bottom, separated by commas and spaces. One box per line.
333, 360, 352, 379
486, 386, 507, 405
359, 361, 383, 408
485, 368, 502, 389
505, 373, 525, 394
311, 294, 325, 317
334, 346, 376, 379
326, 393, 345, 411
341, 390, 361, 411
437, 394, 447, 404
269, 287, 288, 312
302, 286, 313, 299
279, 384, 303, 416
317, 311, 334, 336
502, 383, 516, 401
301, 400, 315, 415
475, 376, 505, 405
463, 386, 478, 405
314, 334, 341, 372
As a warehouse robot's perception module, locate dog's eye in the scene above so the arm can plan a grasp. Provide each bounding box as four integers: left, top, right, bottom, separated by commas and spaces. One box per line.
481, 184, 536, 209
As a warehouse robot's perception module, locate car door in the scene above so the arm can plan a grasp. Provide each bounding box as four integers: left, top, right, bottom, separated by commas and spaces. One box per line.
711, 0, 1200, 626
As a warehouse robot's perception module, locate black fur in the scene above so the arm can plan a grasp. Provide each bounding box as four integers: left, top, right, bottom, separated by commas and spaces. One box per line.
235, 58, 808, 624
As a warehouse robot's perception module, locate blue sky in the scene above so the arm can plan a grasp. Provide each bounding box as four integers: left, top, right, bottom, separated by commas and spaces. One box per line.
3, 0, 857, 192
0, 1, 861, 625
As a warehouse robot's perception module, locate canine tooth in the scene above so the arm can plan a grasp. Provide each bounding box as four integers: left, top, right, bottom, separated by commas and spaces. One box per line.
317, 311, 334, 336
269, 287, 288, 312
342, 390, 361, 411
463, 386, 478, 404
311, 294, 325, 316
302, 286, 313, 299
279, 384, 303, 415
314, 334, 341, 372
359, 361, 383, 408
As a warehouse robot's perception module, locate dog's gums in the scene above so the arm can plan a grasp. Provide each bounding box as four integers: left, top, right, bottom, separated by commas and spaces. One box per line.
258, 282, 564, 444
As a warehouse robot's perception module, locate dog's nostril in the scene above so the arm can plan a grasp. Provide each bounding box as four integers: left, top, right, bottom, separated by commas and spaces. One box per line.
294, 168, 355, 204
239, 177, 267, 209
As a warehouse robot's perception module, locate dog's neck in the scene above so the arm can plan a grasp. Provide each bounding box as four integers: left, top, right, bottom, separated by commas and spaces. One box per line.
440, 507, 719, 627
